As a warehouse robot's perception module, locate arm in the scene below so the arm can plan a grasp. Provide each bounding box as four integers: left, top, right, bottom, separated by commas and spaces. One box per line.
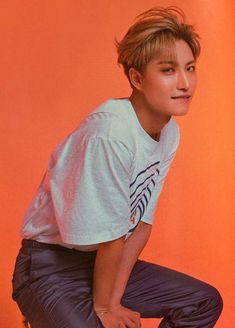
93, 222, 152, 327
110, 221, 152, 306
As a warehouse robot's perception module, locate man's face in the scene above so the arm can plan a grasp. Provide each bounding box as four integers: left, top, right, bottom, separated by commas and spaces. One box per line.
139, 39, 197, 117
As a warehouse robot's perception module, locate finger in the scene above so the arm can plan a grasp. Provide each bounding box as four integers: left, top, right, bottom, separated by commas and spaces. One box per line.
121, 310, 141, 327
126, 308, 141, 318
132, 310, 141, 318
118, 322, 126, 328
128, 317, 141, 328
123, 318, 137, 328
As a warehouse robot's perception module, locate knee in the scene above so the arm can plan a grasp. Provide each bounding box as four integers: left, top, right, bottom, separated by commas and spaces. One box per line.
202, 284, 223, 315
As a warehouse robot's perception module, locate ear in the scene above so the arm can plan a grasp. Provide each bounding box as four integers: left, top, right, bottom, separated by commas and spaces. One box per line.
128, 68, 144, 90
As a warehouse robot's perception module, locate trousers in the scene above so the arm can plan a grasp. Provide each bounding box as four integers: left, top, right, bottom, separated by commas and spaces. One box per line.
12, 239, 223, 328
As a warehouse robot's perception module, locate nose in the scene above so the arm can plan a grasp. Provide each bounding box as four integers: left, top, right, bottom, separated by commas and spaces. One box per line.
177, 69, 189, 91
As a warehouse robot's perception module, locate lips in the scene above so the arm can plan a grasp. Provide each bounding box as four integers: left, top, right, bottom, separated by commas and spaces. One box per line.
171, 95, 191, 99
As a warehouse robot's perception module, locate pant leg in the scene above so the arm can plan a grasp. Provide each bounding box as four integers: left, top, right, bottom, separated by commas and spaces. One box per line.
122, 260, 223, 328
12, 243, 103, 328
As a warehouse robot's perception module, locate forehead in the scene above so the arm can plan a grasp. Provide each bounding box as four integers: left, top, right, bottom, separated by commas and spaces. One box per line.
153, 39, 195, 63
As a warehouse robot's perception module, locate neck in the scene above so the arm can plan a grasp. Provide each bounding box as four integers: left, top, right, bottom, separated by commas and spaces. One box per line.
129, 90, 171, 140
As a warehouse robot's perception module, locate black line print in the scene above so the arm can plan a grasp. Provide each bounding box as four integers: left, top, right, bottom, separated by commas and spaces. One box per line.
129, 164, 161, 231
130, 185, 149, 208
130, 173, 155, 198
130, 161, 160, 187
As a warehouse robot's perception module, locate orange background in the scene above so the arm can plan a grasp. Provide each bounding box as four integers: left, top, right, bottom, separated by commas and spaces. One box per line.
1, 0, 234, 327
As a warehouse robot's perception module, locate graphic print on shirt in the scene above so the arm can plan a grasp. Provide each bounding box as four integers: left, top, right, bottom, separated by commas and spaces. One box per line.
127, 161, 160, 235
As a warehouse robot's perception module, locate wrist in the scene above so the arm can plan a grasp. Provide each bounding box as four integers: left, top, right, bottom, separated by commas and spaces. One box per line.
109, 296, 122, 308
94, 304, 121, 314
94, 308, 109, 316
94, 296, 121, 311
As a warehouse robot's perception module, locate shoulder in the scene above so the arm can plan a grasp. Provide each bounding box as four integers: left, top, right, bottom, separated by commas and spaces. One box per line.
74, 98, 137, 147
50, 99, 137, 161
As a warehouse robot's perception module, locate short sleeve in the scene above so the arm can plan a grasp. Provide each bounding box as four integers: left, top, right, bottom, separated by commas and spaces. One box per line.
49, 137, 133, 245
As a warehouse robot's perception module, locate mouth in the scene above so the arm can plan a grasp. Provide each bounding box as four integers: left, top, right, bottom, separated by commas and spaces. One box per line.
171, 95, 191, 100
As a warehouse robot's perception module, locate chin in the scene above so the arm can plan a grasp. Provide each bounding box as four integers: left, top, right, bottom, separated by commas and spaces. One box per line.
172, 106, 190, 116
174, 111, 189, 117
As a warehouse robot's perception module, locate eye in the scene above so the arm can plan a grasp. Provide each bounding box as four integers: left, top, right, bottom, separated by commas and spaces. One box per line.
161, 67, 175, 74
187, 65, 196, 72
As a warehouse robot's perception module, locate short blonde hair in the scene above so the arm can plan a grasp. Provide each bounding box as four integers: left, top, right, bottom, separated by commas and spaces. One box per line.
116, 6, 200, 80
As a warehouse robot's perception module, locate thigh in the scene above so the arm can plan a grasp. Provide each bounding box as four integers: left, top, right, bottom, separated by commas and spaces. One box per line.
12, 247, 103, 328
121, 260, 215, 318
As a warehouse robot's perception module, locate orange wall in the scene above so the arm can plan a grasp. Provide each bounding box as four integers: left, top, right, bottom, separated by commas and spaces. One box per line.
1, 1, 234, 327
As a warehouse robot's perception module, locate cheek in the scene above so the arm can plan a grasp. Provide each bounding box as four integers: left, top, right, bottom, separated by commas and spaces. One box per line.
190, 75, 197, 91
152, 78, 175, 94
142, 75, 176, 96
161, 76, 178, 89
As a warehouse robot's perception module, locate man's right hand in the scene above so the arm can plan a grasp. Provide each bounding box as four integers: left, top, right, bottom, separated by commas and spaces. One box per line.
96, 305, 141, 328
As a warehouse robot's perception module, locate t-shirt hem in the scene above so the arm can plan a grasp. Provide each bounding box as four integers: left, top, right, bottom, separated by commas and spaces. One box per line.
59, 226, 129, 245
140, 217, 153, 225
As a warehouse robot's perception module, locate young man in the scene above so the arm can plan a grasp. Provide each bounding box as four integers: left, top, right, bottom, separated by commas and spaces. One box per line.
12, 6, 223, 328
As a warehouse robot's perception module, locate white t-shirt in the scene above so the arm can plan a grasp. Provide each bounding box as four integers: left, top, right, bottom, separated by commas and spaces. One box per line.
21, 98, 180, 251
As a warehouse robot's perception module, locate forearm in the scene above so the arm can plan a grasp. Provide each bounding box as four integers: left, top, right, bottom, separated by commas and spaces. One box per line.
110, 222, 152, 306
93, 235, 125, 309
93, 222, 152, 309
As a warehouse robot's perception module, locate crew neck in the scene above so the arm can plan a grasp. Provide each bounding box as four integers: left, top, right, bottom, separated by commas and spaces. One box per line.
123, 98, 171, 147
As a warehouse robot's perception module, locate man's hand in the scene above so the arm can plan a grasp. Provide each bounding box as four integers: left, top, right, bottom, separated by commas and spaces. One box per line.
96, 305, 141, 328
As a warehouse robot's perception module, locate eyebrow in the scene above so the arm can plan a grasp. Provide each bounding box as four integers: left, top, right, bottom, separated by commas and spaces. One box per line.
157, 60, 196, 65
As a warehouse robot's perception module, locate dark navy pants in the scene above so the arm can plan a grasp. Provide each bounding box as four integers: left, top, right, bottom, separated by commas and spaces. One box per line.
12, 239, 223, 328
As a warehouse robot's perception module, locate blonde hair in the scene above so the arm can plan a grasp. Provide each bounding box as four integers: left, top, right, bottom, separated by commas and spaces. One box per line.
116, 6, 200, 81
